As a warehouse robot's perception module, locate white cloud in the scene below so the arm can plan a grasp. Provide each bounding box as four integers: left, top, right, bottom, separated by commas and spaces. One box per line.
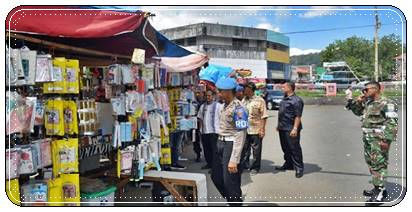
256, 23, 280, 32
300, 6, 353, 18
290, 48, 322, 56
140, 6, 265, 30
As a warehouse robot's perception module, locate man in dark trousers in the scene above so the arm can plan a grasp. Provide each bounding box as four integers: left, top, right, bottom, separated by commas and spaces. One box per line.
211, 77, 247, 206
275, 81, 305, 178
197, 90, 220, 170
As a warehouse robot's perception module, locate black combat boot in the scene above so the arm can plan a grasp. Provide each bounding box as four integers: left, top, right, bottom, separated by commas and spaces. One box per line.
365, 187, 386, 206
363, 187, 387, 197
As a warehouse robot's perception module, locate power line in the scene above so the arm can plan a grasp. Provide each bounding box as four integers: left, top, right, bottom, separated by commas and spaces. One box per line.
283, 23, 395, 35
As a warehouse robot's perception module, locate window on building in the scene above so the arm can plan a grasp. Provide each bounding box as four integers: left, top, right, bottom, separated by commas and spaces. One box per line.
232, 38, 249, 48
175, 39, 184, 46
186, 37, 197, 46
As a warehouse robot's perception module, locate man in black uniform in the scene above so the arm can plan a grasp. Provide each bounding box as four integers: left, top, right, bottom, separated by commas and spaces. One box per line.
275, 81, 305, 178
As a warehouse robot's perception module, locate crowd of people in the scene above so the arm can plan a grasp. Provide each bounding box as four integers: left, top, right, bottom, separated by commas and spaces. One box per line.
171, 78, 398, 206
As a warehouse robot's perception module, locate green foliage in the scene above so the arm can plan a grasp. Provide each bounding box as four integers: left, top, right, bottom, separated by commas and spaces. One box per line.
320, 34, 403, 81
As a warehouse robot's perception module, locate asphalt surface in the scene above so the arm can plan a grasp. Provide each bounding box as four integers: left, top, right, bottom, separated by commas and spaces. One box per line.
120, 105, 406, 206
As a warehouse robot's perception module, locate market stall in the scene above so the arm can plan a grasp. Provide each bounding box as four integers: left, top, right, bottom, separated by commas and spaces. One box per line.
6, 6, 208, 206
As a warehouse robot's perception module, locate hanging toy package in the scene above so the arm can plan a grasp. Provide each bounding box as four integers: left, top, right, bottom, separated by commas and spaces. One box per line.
63, 100, 79, 135
34, 100, 45, 126
121, 64, 134, 84
111, 95, 126, 116
44, 57, 67, 93
65, 59, 80, 94
32, 139, 52, 168
20, 46, 37, 85
45, 99, 65, 136
52, 139, 79, 177
35, 54, 53, 82
17, 145, 37, 175
120, 146, 134, 175
10, 48, 24, 86
21, 182, 48, 206
61, 174, 81, 206
6, 148, 21, 180
107, 64, 122, 85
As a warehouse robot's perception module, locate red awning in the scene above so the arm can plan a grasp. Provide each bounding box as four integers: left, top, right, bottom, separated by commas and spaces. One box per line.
6, 6, 159, 58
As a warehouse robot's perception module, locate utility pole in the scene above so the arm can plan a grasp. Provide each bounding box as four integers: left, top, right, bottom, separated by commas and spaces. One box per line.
374, 7, 381, 82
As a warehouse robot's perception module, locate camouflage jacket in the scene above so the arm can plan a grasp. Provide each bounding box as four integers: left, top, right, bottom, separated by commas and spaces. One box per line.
350, 96, 398, 141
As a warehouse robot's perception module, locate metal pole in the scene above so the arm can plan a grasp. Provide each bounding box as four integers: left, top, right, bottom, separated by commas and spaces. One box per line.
374, 8, 381, 82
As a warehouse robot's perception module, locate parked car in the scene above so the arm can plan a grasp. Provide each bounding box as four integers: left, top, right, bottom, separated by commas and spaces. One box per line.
265, 90, 284, 110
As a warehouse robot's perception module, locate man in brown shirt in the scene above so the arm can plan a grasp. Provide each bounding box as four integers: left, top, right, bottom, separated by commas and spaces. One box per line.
211, 77, 246, 206
241, 82, 269, 175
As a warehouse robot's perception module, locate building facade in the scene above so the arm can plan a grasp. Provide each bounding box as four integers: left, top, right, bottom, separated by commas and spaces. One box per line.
160, 23, 291, 82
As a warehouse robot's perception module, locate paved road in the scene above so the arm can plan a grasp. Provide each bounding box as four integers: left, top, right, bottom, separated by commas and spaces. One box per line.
122, 105, 406, 206
181, 105, 406, 206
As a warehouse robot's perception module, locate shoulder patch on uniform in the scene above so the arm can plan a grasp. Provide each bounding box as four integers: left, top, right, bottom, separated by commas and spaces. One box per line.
387, 103, 395, 112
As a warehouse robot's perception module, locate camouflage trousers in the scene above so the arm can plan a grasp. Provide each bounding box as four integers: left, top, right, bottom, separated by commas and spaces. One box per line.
362, 133, 391, 187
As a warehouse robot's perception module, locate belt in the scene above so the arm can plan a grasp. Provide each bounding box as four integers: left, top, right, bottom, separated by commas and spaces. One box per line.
218, 135, 235, 142
362, 128, 384, 133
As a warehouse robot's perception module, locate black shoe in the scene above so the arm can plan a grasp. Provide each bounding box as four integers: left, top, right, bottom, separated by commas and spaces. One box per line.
275, 165, 294, 171
171, 164, 187, 170
295, 170, 304, 178
250, 169, 259, 176
363, 188, 388, 197
201, 165, 211, 170
365, 188, 386, 206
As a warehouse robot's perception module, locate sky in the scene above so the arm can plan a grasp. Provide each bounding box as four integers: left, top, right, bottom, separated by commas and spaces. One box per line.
133, 6, 405, 56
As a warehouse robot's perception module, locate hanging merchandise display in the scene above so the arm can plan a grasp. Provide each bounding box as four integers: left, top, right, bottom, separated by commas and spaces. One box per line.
52, 139, 79, 177
131, 48, 145, 64
77, 99, 98, 136
65, 59, 80, 94
120, 146, 134, 175
6, 91, 36, 135
21, 181, 48, 206
44, 57, 67, 94
106, 64, 122, 85
35, 54, 54, 82
6, 47, 18, 85
45, 99, 65, 136
32, 139, 53, 168
111, 95, 126, 116
61, 174, 81, 206
63, 100, 79, 135
17, 145, 37, 175
20, 46, 37, 85
142, 64, 155, 90
34, 100, 45, 126
120, 64, 135, 84
9, 48, 23, 86
6, 148, 21, 180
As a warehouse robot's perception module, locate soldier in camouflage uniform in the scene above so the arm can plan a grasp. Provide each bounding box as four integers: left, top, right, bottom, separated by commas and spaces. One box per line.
349, 81, 398, 206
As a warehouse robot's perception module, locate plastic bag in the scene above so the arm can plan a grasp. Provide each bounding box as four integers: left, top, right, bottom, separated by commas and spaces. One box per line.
6, 179, 21, 205
18, 145, 37, 175
20, 46, 37, 85
10, 48, 24, 86
44, 57, 67, 93
64, 100, 79, 135
35, 54, 53, 82
111, 96, 126, 116
121, 64, 134, 84
120, 147, 134, 175
45, 100, 65, 136
52, 139, 79, 177
21, 182, 48, 206
107, 64, 122, 85
6, 148, 20, 179
32, 139, 52, 168
65, 59, 80, 93
34, 100, 45, 126
61, 174, 80, 206
6, 47, 18, 85
48, 177, 63, 206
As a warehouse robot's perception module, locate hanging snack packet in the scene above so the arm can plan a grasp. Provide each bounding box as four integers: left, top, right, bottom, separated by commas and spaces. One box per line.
44, 57, 66, 93
34, 100, 45, 126
35, 54, 53, 82
65, 59, 80, 94
64, 100, 79, 135
52, 139, 79, 177
45, 100, 65, 136
61, 174, 81, 206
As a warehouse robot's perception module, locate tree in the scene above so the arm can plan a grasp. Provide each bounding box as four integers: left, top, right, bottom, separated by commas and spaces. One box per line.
320, 34, 403, 81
